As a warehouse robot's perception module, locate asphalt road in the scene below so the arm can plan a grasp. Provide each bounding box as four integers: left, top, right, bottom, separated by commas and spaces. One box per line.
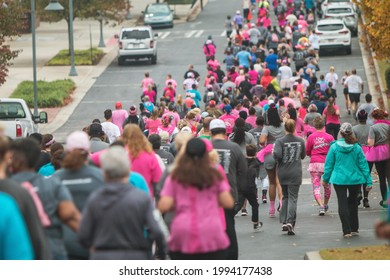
54, 0, 387, 259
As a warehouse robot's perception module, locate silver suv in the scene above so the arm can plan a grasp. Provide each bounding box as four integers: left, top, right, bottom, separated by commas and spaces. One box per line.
117, 26, 157, 65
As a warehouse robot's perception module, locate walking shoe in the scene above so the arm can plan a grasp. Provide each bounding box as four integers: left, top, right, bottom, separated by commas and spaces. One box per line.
363, 198, 370, 208
286, 223, 295, 235
253, 222, 263, 232
241, 209, 248, 216
282, 224, 288, 231
269, 208, 275, 218
351, 231, 359, 236
324, 205, 329, 212
357, 192, 363, 206
319, 207, 325, 216
262, 194, 267, 203
379, 200, 388, 208
343, 233, 352, 238
347, 109, 351, 115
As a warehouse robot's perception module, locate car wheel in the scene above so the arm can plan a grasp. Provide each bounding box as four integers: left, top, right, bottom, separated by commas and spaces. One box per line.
151, 54, 157, 65
346, 45, 352, 55
118, 57, 125, 66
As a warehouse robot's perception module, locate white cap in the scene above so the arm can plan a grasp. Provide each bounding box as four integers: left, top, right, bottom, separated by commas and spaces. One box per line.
236, 10, 240, 14
210, 119, 226, 131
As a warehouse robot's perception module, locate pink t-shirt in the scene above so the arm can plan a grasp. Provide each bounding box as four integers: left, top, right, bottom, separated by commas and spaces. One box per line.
219, 114, 238, 135
235, 75, 245, 87
161, 175, 230, 254
248, 70, 259, 85
145, 118, 161, 135
157, 124, 175, 137
143, 90, 156, 103
323, 105, 340, 125
112, 109, 128, 133
246, 116, 257, 128
207, 60, 220, 71
306, 131, 334, 163
165, 79, 177, 89
162, 112, 180, 127
141, 78, 154, 92
130, 150, 162, 197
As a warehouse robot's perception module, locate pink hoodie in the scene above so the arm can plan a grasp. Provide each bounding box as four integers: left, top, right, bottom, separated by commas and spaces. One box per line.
306, 130, 334, 163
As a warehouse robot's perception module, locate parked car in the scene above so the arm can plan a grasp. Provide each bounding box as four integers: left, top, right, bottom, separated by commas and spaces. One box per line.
0, 98, 47, 139
324, 3, 358, 36
315, 18, 352, 55
143, 3, 174, 29
117, 26, 158, 65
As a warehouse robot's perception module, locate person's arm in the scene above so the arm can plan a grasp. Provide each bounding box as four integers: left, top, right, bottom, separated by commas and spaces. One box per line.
321, 145, 335, 184
367, 126, 375, 147
356, 146, 372, 187
259, 130, 268, 146
300, 139, 306, 159
306, 136, 312, 156
58, 201, 81, 232
219, 191, 234, 209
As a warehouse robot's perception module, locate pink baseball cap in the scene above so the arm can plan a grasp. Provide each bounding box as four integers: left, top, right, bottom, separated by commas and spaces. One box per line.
66, 131, 90, 152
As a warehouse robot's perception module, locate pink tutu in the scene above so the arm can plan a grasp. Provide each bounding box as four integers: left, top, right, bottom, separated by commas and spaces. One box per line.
365, 144, 390, 162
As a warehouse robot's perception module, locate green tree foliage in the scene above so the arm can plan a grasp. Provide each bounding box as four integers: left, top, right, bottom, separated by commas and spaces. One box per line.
355, 0, 390, 60
0, 1, 24, 86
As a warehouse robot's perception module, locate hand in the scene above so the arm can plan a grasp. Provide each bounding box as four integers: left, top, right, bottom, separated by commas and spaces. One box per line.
365, 185, 372, 192
321, 180, 328, 188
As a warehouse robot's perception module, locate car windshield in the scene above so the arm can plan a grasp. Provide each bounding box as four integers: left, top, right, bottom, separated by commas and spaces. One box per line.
146, 5, 170, 15
0, 102, 26, 119
327, 8, 352, 14
317, 24, 344, 31
121, 30, 150, 40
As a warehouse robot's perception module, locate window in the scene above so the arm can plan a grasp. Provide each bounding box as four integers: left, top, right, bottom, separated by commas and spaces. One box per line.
146, 5, 170, 16
327, 8, 352, 14
0, 103, 26, 119
121, 30, 150, 40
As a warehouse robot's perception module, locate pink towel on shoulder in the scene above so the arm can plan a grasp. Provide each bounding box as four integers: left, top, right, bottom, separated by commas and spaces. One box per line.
256, 144, 274, 163
21, 181, 51, 227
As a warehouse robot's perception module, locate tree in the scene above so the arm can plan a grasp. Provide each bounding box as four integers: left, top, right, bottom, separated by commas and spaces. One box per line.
0, 1, 24, 86
36, 0, 127, 54
355, 0, 390, 60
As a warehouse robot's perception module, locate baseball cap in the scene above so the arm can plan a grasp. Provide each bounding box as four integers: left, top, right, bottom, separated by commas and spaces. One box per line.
66, 131, 90, 152
201, 112, 209, 119
181, 126, 192, 133
115, 101, 122, 109
223, 104, 232, 114
209, 100, 216, 107
340, 122, 353, 134
210, 119, 226, 131
129, 105, 137, 116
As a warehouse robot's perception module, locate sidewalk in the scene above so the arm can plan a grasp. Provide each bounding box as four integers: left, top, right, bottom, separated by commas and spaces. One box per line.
0, 0, 200, 134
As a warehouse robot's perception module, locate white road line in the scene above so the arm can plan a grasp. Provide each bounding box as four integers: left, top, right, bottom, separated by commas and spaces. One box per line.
194, 30, 204, 38
185, 30, 197, 38
220, 31, 226, 37
160, 32, 170, 40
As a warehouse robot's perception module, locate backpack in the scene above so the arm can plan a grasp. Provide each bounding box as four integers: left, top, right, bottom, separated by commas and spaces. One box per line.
123, 115, 144, 131
271, 33, 279, 43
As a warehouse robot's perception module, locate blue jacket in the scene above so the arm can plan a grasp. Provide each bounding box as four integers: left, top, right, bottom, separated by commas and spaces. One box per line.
322, 139, 372, 186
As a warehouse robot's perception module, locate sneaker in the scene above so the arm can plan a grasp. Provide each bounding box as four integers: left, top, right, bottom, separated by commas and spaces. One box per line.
319, 207, 325, 216
343, 233, 352, 238
347, 109, 351, 115
357, 193, 363, 206
262, 194, 267, 203
363, 198, 370, 208
351, 231, 359, 236
324, 205, 329, 212
253, 222, 263, 232
287, 223, 295, 235
282, 224, 288, 231
379, 200, 388, 208
269, 207, 275, 218
241, 209, 248, 216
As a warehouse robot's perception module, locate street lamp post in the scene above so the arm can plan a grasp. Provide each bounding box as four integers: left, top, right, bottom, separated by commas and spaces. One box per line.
31, 0, 38, 118
97, 10, 105, 48
45, 0, 77, 76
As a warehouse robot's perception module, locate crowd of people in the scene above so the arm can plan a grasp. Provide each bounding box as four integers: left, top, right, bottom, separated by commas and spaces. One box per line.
1, 0, 390, 260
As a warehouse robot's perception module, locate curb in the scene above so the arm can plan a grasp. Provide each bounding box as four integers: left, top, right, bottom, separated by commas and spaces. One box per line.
304, 251, 323, 260
358, 17, 389, 112
186, 0, 209, 22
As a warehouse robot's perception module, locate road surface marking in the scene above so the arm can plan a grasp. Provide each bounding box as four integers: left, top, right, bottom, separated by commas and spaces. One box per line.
160, 32, 170, 40
194, 30, 204, 38
185, 30, 197, 38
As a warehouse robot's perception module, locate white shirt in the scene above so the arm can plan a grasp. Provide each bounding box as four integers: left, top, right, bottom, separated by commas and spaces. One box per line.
278, 65, 293, 80
101, 121, 121, 144
325, 72, 339, 89
344, 74, 363, 93
309, 34, 319, 49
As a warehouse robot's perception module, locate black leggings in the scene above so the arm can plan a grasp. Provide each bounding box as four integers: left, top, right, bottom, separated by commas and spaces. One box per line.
368, 160, 389, 201
325, 123, 340, 140
170, 249, 228, 260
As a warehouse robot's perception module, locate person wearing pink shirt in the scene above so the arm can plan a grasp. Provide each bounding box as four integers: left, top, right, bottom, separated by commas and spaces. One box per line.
203, 40, 216, 61
248, 65, 259, 86
245, 107, 257, 128
207, 56, 220, 71
165, 74, 177, 90
306, 116, 334, 215
227, 67, 238, 83
322, 97, 340, 140
140, 72, 154, 92
122, 124, 162, 197
145, 108, 161, 135
219, 105, 238, 135
157, 115, 176, 140
235, 69, 246, 87
162, 82, 176, 103
162, 103, 180, 128
158, 138, 234, 260
142, 84, 157, 104
112, 102, 128, 134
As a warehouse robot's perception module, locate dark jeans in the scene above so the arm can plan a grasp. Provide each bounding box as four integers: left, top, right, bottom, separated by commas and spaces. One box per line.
368, 160, 389, 201
224, 208, 238, 260
234, 188, 259, 223
325, 123, 340, 140
280, 184, 300, 225
333, 184, 360, 234
170, 249, 228, 260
